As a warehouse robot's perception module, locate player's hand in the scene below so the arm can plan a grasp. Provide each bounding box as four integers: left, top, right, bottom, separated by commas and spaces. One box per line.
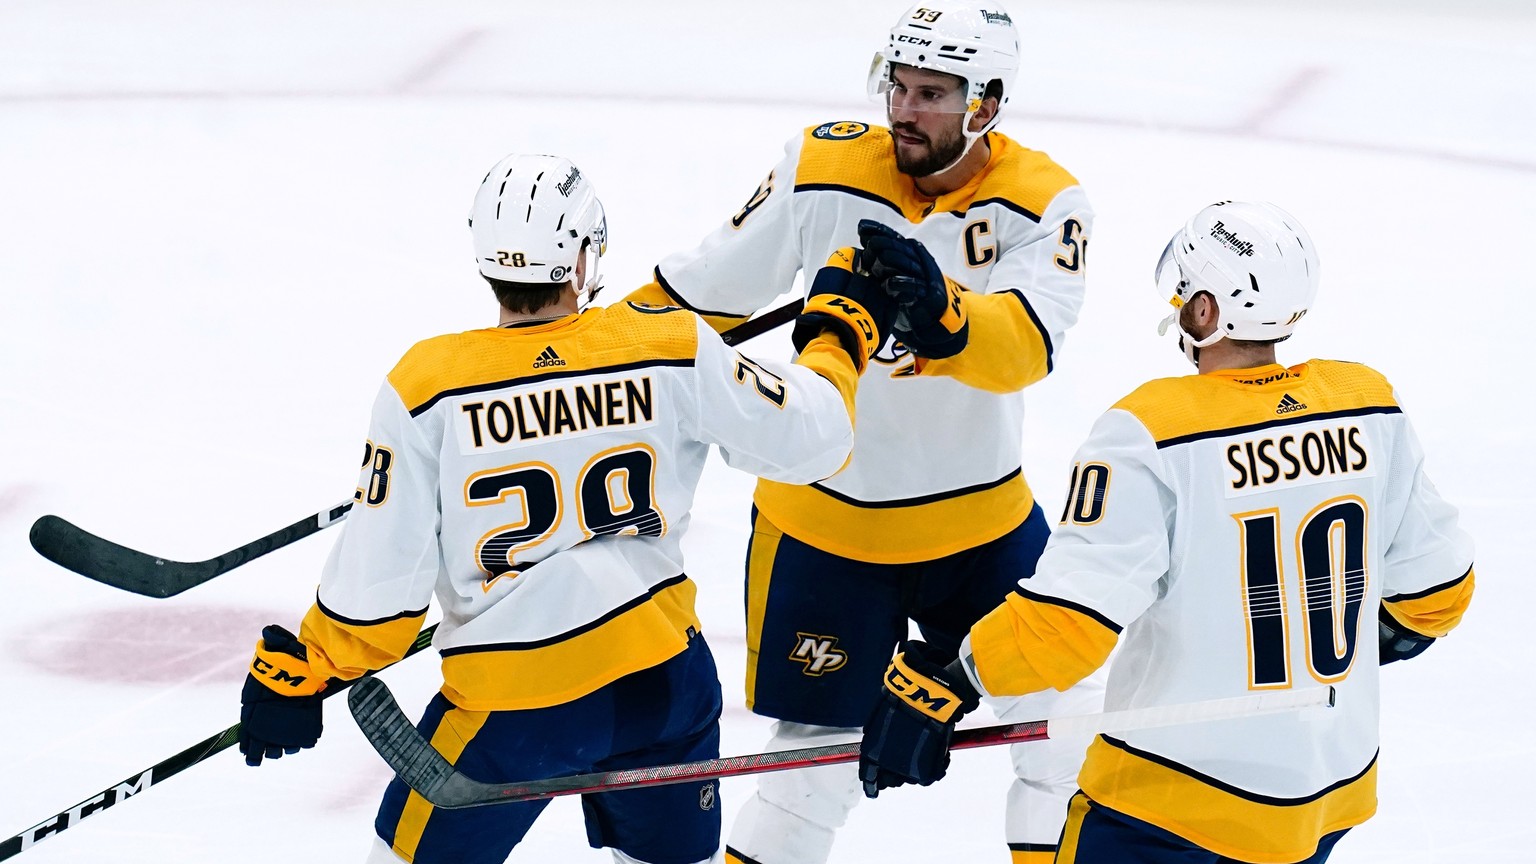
859, 640, 980, 798
1378, 604, 1436, 665
791, 246, 898, 372
857, 219, 969, 359
239, 624, 327, 766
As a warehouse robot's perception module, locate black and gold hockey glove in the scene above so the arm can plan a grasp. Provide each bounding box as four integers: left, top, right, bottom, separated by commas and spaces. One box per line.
858, 219, 969, 359
859, 640, 981, 798
239, 624, 327, 766
791, 246, 898, 372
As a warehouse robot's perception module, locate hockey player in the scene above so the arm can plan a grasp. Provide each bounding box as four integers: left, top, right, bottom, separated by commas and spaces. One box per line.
235, 153, 899, 864
621, 3, 1102, 862
859, 201, 1477, 863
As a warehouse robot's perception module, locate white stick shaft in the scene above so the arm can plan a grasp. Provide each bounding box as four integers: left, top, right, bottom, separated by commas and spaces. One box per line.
1046, 686, 1334, 740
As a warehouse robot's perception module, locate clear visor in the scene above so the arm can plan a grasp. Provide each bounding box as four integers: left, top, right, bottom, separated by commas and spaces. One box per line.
866, 54, 977, 117
576, 208, 607, 309
1153, 233, 1186, 307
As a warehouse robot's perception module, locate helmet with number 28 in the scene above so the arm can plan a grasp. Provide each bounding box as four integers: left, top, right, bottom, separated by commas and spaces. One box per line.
867, 2, 1020, 139
468, 153, 608, 308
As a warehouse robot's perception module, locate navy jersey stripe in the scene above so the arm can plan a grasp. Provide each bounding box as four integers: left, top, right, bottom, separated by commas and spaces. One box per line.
1155, 405, 1403, 449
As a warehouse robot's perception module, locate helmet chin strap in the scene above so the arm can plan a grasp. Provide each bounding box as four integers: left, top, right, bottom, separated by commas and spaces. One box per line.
916, 116, 984, 179
1159, 312, 1225, 368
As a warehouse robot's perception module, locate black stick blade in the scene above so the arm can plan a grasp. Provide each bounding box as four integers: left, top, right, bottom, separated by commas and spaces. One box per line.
29, 515, 209, 598
27, 500, 353, 598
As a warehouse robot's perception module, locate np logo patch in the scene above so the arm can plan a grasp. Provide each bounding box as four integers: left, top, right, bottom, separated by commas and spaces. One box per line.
813, 121, 868, 141
790, 633, 848, 676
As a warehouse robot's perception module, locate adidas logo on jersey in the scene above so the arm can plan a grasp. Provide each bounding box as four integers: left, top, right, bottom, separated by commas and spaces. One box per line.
1276, 393, 1308, 415
532, 346, 566, 369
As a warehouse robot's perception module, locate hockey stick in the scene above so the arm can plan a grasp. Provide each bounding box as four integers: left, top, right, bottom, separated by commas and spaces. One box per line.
0, 623, 439, 861
29, 499, 356, 599
349, 678, 1333, 808
28, 299, 806, 598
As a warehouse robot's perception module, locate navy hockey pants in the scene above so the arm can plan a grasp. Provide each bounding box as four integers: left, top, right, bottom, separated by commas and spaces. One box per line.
1055, 791, 1349, 864
374, 633, 722, 864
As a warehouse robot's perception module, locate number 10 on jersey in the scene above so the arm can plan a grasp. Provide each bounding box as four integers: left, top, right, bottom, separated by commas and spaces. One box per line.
1235, 496, 1369, 690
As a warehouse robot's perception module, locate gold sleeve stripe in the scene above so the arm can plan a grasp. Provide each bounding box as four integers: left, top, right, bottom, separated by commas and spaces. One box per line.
1010, 290, 1055, 373
1383, 567, 1474, 639
300, 599, 429, 681
1019, 587, 1123, 634
653, 268, 751, 321
439, 576, 701, 711
970, 588, 1120, 696
794, 332, 859, 428
1079, 737, 1377, 863
915, 290, 1051, 393
389, 705, 490, 860
1154, 405, 1401, 450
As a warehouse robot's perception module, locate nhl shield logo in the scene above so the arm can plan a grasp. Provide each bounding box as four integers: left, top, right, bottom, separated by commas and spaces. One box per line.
699, 782, 717, 811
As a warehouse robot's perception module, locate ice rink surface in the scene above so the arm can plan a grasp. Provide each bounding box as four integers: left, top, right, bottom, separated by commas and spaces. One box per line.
1, 1, 1532, 861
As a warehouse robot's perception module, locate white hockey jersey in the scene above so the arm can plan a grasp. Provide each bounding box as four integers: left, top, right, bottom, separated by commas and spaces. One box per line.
963, 361, 1475, 862
294, 302, 858, 711
629, 122, 1092, 563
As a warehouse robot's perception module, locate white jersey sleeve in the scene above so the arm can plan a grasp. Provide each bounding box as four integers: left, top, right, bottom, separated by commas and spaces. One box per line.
1018, 408, 1169, 628
1377, 402, 1475, 598
977, 185, 1094, 373
653, 135, 807, 318
687, 316, 853, 484
325, 380, 440, 613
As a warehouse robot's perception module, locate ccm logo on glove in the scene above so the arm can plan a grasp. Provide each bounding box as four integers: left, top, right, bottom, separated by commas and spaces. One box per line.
885, 653, 966, 722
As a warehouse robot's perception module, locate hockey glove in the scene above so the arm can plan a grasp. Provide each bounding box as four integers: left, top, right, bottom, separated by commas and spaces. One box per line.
857, 219, 969, 359
240, 624, 327, 766
791, 246, 898, 372
1378, 604, 1436, 665
859, 640, 980, 798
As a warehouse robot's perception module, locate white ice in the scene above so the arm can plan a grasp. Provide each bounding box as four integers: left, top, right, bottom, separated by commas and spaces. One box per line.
1, 1, 1532, 861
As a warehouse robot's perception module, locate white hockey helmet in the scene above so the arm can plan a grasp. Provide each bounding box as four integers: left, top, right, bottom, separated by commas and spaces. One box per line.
1155, 201, 1320, 354
469, 153, 607, 307
866, 2, 1020, 138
